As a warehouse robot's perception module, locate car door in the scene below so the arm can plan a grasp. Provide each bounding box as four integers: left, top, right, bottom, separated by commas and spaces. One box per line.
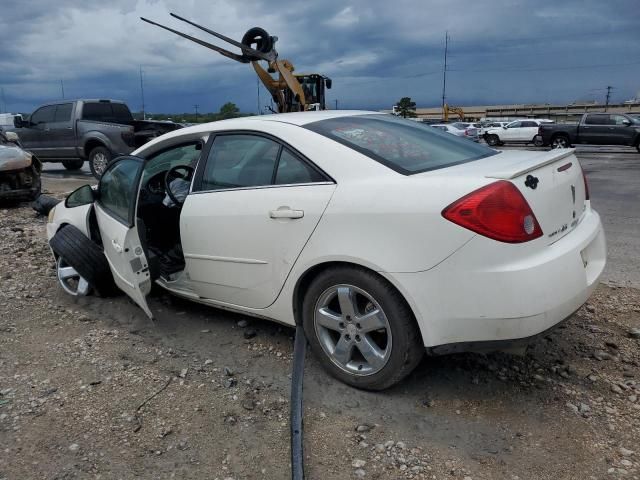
609, 114, 635, 145
520, 121, 539, 142
579, 114, 608, 144
48, 103, 77, 157
502, 121, 521, 141
180, 132, 336, 309
18, 105, 57, 156
93, 156, 154, 318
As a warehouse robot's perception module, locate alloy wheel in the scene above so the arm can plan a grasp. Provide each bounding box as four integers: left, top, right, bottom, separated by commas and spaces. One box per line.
92, 152, 109, 177
552, 137, 569, 149
314, 284, 392, 376
57, 256, 90, 296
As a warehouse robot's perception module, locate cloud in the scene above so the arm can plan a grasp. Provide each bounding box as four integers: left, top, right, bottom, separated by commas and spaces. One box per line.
1, 0, 639, 114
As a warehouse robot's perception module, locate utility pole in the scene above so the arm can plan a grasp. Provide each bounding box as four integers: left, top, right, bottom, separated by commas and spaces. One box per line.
605, 85, 613, 111
441, 31, 449, 112
0, 87, 5, 113
193, 104, 199, 122
334, 99, 338, 110
139, 66, 146, 120
60, 80, 65, 99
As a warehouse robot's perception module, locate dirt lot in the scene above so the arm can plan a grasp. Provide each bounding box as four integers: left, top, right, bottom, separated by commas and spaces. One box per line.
1, 152, 639, 480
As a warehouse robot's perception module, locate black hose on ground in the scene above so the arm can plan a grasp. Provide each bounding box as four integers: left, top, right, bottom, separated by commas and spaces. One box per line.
290, 325, 307, 480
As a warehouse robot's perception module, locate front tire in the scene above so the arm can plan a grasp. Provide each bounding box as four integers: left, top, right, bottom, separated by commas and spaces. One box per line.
302, 266, 423, 390
88, 146, 112, 179
62, 159, 84, 171
49, 225, 118, 297
551, 135, 570, 149
486, 134, 500, 146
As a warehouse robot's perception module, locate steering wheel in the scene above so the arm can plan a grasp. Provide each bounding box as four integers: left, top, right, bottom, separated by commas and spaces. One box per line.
164, 165, 194, 206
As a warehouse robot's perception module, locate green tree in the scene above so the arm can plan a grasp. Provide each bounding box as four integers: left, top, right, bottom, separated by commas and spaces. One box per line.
219, 102, 240, 119
395, 97, 417, 118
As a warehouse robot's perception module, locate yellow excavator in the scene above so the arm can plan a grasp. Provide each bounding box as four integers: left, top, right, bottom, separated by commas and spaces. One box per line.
141, 13, 332, 113
443, 104, 465, 122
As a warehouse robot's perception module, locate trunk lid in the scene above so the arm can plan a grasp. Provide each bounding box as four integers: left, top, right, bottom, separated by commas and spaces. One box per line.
484, 149, 586, 244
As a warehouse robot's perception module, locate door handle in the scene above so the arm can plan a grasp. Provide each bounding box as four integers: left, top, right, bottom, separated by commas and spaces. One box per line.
111, 239, 123, 253
269, 207, 304, 219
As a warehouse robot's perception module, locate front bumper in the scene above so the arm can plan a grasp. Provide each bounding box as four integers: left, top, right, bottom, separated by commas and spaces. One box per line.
386, 208, 606, 348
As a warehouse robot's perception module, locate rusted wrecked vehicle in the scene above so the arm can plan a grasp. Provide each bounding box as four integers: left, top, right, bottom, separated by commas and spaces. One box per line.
0, 129, 41, 201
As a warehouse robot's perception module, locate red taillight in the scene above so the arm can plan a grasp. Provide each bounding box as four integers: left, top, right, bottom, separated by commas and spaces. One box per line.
582, 167, 590, 200
442, 181, 543, 243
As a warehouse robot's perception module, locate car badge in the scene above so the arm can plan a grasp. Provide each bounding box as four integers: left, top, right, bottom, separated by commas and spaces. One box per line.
524, 175, 539, 190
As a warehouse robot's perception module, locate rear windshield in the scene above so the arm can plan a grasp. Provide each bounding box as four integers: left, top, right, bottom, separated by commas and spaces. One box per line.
82, 102, 133, 124
305, 114, 498, 175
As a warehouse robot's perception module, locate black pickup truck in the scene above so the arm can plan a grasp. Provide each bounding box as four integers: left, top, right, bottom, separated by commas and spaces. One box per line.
539, 112, 640, 151
12, 99, 180, 178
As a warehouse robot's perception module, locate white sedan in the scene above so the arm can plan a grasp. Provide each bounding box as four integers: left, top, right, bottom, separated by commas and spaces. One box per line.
46, 111, 606, 390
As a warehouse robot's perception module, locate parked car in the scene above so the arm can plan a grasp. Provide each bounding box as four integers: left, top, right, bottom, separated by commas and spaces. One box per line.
451, 122, 480, 141
11, 99, 181, 178
0, 113, 23, 128
484, 119, 553, 146
431, 123, 478, 141
538, 113, 640, 150
46, 111, 605, 390
477, 121, 509, 136
0, 129, 41, 201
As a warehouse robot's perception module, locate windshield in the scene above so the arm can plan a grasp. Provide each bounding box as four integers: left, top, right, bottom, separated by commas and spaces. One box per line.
305, 114, 498, 175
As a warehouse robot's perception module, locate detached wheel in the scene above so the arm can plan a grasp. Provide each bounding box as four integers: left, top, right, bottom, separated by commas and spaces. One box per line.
302, 267, 423, 390
88, 146, 112, 179
49, 225, 117, 297
486, 134, 500, 146
62, 159, 84, 171
551, 135, 570, 149
57, 256, 91, 296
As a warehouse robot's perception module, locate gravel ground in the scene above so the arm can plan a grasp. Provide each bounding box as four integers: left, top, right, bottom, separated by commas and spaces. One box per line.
1, 189, 639, 479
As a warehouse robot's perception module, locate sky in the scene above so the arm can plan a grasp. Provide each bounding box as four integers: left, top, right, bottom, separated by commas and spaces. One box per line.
1, 0, 639, 115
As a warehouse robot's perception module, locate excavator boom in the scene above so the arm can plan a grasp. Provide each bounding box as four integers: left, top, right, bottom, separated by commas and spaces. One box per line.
141, 14, 331, 113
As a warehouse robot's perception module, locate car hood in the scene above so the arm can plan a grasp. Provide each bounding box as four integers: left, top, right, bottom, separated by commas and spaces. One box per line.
0, 144, 33, 171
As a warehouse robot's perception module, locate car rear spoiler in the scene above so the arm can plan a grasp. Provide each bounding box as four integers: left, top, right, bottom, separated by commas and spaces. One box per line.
485, 149, 575, 180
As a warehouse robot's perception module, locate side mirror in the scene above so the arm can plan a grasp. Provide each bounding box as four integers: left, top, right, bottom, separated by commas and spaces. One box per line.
622, 119, 631, 126
325, 78, 332, 89
4, 131, 19, 143
65, 184, 96, 208
13, 116, 26, 128
503, 126, 508, 129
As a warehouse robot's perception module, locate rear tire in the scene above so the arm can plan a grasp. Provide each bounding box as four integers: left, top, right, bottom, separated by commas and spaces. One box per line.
62, 159, 84, 170
551, 135, 570, 149
302, 266, 423, 390
486, 134, 500, 146
88, 146, 112, 179
49, 225, 118, 297
533, 135, 544, 147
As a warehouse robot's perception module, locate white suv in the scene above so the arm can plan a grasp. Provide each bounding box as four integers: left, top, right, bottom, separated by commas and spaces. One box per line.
484, 119, 553, 146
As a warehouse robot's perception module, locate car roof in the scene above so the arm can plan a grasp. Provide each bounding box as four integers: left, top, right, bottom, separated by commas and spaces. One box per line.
174, 110, 381, 136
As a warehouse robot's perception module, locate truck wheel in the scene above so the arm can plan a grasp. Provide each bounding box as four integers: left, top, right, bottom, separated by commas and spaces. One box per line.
551, 135, 570, 149
49, 225, 118, 297
62, 159, 84, 171
88, 146, 112, 179
486, 134, 500, 146
533, 135, 544, 147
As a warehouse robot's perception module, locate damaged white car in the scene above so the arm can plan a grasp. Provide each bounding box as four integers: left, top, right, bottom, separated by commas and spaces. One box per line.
46, 111, 606, 390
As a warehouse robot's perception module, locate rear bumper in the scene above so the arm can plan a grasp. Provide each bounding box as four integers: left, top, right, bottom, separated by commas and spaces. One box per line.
385, 208, 606, 348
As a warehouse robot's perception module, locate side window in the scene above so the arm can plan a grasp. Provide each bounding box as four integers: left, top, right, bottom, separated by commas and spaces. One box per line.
54, 103, 73, 123
199, 135, 280, 191
610, 115, 628, 125
142, 143, 202, 182
275, 149, 326, 185
30, 106, 56, 125
98, 158, 143, 225
507, 121, 521, 128
585, 114, 607, 125
521, 121, 537, 128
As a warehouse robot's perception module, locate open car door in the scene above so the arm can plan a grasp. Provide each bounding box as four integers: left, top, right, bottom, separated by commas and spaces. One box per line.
93, 156, 154, 319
